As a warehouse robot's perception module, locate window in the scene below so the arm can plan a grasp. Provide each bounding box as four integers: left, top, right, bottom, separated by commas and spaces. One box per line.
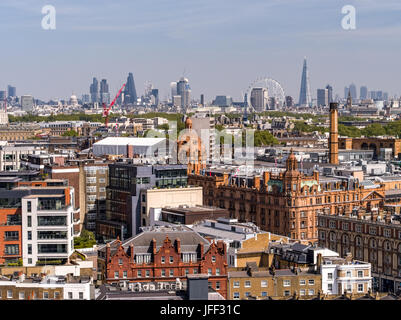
355, 224, 362, 233
300, 289, 306, 296
27, 201, 31, 212
233, 292, 240, 299
28, 244, 32, 255
358, 284, 364, 292
169, 256, 173, 264
118, 258, 123, 265
68, 292, 73, 299
146, 270, 150, 278
233, 281, 240, 288
161, 256, 165, 264
261, 291, 267, 297
308, 289, 315, 295
137, 270, 142, 278
342, 223, 349, 231
327, 273, 333, 280
329, 221, 336, 228
245, 292, 250, 297
185, 269, 189, 275
193, 269, 198, 274
4, 244, 19, 255
114, 271, 119, 279
18, 291, 25, 300
216, 268, 220, 276
43, 292, 49, 299
7, 290, 12, 299
358, 271, 363, 278
308, 279, 315, 285
123, 271, 127, 278
27, 216, 31, 227
346, 271, 351, 277
299, 279, 306, 285
55, 292, 60, 299
27, 231, 31, 240
216, 282, 220, 290
208, 268, 212, 276
369, 227, 377, 235
169, 269, 174, 277
284, 290, 290, 296
328, 284, 333, 291
79, 292, 84, 299
384, 229, 391, 238
261, 280, 268, 287
283, 280, 291, 287
245, 281, 251, 288
161, 269, 166, 277
212, 256, 216, 263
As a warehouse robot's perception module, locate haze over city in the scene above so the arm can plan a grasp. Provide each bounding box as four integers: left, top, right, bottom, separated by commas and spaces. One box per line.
0, 0, 401, 101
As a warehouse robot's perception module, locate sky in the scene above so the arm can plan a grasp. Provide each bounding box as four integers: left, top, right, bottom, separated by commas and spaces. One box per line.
0, 0, 400, 102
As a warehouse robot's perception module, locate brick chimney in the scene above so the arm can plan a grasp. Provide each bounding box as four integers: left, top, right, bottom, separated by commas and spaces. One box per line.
199, 242, 204, 259
106, 243, 111, 263
130, 244, 134, 262
176, 238, 181, 254
316, 253, 322, 272
254, 176, 261, 190
152, 238, 157, 254
313, 170, 319, 181
263, 171, 270, 187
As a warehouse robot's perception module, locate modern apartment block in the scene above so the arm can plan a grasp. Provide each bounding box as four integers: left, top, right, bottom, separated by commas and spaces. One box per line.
97, 161, 187, 241
20, 185, 80, 266
80, 162, 108, 233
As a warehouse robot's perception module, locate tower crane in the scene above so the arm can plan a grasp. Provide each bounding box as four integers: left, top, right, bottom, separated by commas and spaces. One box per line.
103, 83, 126, 127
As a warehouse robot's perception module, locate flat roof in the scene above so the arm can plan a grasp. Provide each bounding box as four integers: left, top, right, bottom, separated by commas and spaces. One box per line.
94, 137, 166, 147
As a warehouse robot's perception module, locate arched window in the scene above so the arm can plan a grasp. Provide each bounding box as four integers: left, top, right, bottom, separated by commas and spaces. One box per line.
370, 238, 376, 248
383, 241, 391, 251
355, 236, 362, 246
342, 234, 349, 245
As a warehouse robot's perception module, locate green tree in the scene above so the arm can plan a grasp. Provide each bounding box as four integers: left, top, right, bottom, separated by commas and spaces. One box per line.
62, 130, 78, 137
74, 229, 96, 249
361, 123, 386, 137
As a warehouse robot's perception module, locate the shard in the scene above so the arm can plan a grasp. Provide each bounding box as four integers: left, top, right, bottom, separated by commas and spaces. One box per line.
298, 57, 312, 106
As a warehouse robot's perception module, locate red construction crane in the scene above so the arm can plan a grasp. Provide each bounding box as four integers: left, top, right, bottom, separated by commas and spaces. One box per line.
103, 83, 126, 127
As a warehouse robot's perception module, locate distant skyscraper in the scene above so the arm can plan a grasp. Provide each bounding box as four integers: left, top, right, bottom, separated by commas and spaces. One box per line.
250, 87, 268, 112
123, 73, 137, 104
383, 92, 389, 101
100, 79, 110, 105
360, 86, 368, 100
200, 94, 204, 106
349, 83, 357, 100
298, 57, 312, 106
0, 91, 6, 101
90, 77, 99, 103
285, 96, 294, 107
344, 87, 349, 99
151, 89, 159, 106
176, 77, 191, 109
21, 95, 34, 111
325, 85, 333, 104
7, 85, 16, 98
317, 89, 329, 107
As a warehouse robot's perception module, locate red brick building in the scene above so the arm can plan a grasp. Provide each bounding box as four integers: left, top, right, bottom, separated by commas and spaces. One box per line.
98, 226, 228, 298
0, 208, 22, 265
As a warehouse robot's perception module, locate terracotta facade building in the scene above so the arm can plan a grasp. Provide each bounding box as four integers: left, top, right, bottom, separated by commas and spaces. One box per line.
188, 151, 386, 243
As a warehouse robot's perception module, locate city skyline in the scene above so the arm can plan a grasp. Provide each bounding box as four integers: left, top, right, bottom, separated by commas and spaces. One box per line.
0, 0, 401, 101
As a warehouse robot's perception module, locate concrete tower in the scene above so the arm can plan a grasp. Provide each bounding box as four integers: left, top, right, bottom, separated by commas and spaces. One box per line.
329, 102, 339, 165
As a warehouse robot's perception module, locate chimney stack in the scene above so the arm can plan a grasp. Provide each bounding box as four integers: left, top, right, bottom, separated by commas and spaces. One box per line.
329, 103, 339, 165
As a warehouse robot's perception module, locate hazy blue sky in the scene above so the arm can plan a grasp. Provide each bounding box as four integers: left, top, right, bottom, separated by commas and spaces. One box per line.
0, 0, 400, 102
